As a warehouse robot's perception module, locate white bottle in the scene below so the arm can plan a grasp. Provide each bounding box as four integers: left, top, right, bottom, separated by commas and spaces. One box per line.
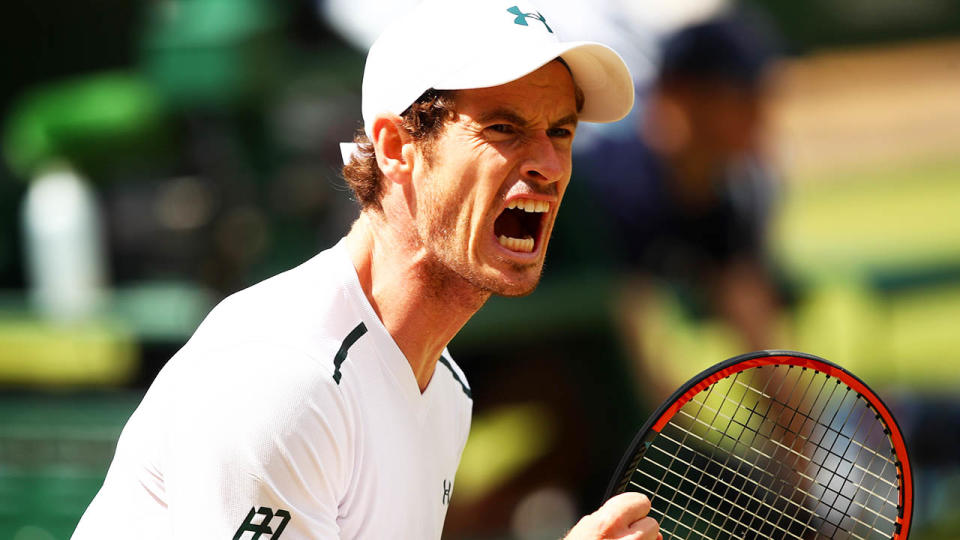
21, 163, 108, 322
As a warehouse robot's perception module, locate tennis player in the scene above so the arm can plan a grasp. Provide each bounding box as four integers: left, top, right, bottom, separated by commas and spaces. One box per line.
73, 0, 659, 538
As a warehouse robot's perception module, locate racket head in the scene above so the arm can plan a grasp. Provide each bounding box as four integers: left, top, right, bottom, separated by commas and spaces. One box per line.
606, 350, 913, 539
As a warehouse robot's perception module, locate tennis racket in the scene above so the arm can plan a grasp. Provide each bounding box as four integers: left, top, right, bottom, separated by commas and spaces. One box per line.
606, 350, 912, 539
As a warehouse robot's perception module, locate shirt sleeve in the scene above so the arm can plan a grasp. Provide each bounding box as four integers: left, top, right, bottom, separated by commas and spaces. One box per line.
163, 341, 353, 539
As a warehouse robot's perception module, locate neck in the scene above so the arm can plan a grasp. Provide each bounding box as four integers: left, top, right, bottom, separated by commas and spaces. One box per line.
345, 212, 489, 392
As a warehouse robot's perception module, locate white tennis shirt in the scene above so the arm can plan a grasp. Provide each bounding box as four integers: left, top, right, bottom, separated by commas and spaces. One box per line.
73, 240, 473, 539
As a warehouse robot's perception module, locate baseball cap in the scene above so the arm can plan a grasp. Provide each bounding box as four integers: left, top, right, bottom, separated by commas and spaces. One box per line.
358, 0, 635, 140
658, 12, 779, 86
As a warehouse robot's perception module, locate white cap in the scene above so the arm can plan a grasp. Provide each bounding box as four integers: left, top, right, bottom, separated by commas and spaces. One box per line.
359, 0, 635, 140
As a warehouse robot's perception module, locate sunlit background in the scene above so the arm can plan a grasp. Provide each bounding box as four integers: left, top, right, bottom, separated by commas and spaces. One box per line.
1, 0, 958, 538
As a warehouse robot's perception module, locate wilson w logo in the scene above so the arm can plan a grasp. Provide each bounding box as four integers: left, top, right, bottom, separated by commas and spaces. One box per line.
506, 6, 553, 33
233, 507, 291, 539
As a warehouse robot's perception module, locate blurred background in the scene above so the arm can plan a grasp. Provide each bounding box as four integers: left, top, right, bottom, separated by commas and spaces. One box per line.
0, 0, 958, 538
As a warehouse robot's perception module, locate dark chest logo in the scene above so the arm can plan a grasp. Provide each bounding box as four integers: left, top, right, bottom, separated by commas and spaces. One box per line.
233, 506, 291, 539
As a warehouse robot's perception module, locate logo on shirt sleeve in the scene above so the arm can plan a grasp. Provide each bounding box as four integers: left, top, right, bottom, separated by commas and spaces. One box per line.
233, 507, 291, 539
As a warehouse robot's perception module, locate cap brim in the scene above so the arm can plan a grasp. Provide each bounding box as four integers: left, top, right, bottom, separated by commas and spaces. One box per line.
433, 41, 634, 124
557, 42, 635, 123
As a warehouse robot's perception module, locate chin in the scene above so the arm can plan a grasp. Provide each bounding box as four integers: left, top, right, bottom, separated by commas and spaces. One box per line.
482, 266, 543, 298
494, 284, 539, 298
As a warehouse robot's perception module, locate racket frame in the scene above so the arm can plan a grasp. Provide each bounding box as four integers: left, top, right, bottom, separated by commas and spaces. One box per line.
605, 350, 913, 539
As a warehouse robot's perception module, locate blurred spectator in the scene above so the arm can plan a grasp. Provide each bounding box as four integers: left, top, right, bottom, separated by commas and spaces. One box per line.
578, 11, 784, 393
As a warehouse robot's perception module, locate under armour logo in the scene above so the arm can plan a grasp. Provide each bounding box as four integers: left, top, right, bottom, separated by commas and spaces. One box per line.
442, 479, 453, 505
233, 507, 291, 540
506, 6, 553, 33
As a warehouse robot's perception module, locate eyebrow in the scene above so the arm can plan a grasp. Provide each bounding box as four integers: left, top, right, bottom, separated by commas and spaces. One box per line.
552, 113, 579, 129
477, 108, 579, 130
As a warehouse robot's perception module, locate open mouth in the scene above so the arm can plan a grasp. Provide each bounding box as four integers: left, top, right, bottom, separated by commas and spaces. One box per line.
494, 198, 550, 253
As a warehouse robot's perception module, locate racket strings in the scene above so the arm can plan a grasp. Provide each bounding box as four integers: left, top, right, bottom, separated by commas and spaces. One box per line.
644, 371, 822, 539
631, 466, 804, 540
648, 374, 760, 539
696, 367, 811, 537
633, 433, 817, 539
629, 365, 902, 539
741, 372, 892, 536
729, 377, 898, 483
703, 377, 899, 499
715, 370, 895, 538
651, 396, 895, 535
667, 370, 808, 538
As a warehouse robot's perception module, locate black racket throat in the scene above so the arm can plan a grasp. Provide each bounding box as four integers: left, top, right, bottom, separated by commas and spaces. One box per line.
606, 350, 913, 540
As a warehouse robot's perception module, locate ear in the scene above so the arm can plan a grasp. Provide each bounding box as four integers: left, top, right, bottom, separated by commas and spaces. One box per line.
371, 115, 415, 184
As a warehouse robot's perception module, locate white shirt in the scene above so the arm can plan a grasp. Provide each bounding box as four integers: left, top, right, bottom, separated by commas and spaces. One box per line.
73, 240, 473, 539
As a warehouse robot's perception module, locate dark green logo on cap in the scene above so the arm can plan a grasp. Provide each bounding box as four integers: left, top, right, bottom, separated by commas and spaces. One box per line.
507, 6, 553, 33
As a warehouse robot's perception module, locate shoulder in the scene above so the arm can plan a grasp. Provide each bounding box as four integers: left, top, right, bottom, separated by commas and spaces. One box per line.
172, 339, 349, 425
186, 243, 359, 354
164, 340, 359, 482
146, 341, 354, 535
209, 250, 342, 324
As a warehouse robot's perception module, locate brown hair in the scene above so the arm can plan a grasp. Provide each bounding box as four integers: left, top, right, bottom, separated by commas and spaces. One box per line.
342, 62, 585, 212
342, 90, 457, 212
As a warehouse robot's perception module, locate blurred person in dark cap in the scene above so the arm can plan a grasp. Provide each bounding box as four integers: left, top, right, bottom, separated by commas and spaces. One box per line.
579, 11, 784, 391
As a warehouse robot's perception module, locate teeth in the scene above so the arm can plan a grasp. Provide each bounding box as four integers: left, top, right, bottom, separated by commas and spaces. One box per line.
506, 199, 549, 213
497, 235, 535, 253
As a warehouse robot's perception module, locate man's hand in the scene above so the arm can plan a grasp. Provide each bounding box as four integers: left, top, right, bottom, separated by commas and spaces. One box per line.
563, 493, 661, 540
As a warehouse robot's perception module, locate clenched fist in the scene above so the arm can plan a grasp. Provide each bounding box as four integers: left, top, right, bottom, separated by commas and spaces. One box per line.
563, 493, 661, 540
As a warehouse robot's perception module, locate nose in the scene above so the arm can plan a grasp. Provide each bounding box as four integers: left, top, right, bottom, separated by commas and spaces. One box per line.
520, 132, 568, 186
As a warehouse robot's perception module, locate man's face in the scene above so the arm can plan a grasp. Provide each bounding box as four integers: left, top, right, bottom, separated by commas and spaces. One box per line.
411, 60, 578, 297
